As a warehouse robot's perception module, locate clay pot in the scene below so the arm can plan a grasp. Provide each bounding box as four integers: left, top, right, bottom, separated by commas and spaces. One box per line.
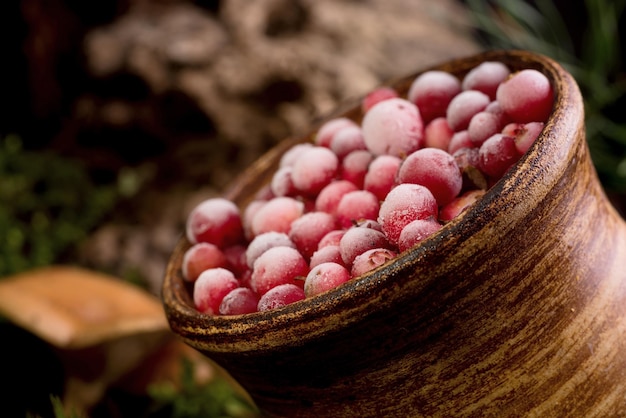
162, 50, 626, 417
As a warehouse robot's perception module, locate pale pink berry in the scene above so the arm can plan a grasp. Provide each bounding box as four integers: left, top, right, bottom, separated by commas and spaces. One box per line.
447, 130, 473, 155
304, 262, 351, 297
446, 90, 491, 132
396, 148, 463, 206
270, 166, 297, 197
462, 61, 511, 100
330, 125, 367, 159
378, 183, 438, 245
361, 98, 424, 157
315, 117, 359, 148
291, 146, 339, 196
496, 69, 554, 123
467, 110, 507, 146
246, 231, 296, 269
351, 248, 397, 277
219, 287, 260, 315
397, 218, 442, 252
257, 283, 306, 312
339, 225, 392, 267
341, 150, 374, 189
250, 246, 308, 295
424, 117, 454, 150
288, 211, 337, 260
439, 189, 486, 222
309, 245, 344, 269
280, 143, 314, 168
242, 199, 267, 240
363, 154, 402, 201
250, 196, 304, 237
182, 242, 228, 282
408, 70, 462, 123
336, 190, 380, 229
315, 180, 359, 215
362, 86, 399, 113
186, 198, 244, 247
193, 268, 240, 315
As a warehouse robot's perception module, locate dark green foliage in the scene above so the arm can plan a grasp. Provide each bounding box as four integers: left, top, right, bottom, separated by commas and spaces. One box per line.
465, 0, 626, 193
147, 357, 259, 418
0, 135, 120, 277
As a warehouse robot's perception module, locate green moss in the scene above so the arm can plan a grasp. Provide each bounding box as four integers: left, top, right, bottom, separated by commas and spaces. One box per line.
147, 358, 259, 418
0, 134, 120, 277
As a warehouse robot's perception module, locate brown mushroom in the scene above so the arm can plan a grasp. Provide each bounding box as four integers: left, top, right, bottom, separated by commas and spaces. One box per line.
0, 265, 217, 415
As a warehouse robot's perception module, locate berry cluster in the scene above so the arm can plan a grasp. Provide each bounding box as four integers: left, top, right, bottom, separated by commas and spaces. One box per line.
184, 61, 554, 315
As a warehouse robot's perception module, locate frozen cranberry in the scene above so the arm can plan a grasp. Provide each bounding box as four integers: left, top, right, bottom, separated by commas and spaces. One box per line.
186, 198, 244, 248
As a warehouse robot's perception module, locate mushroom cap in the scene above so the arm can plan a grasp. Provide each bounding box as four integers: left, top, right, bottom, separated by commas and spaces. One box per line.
0, 265, 169, 349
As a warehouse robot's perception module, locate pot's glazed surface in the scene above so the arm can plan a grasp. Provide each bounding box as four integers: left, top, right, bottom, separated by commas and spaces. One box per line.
162, 50, 626, 417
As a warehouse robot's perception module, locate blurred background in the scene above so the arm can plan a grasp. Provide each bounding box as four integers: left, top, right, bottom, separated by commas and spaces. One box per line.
1, 0, 624, 417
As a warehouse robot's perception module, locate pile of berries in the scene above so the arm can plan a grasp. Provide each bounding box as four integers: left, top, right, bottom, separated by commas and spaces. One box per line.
183, 61, 554, 315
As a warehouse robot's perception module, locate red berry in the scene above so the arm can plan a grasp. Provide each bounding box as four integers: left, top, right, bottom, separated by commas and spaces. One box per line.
351, 248, 397, 277
397, 218, 442, 252
478, 133, 520, 179
315, 180, 359, 215
496, 69, 554, 123
362, 86, 399, 113
424, 117, 454, 150
439, 189, 486, 222
186, 198, 244, 247
362, 98, 424, 157
250, 197, 305, 237
309, 245, 344, 269
378, 183, 438, 245
317, 229, 347, 249
315, 117, 359, 148
363, 155, 402, 201
304, 262, 351, 297
502, 122, 545, 155
336, 190, 380, 229
219, 287, 260, 315
250, 246, 308, 296
193, 268, 240, 315
396, 148, 463, 206
291, 146, 339, 196
408, 70, 462, 123
446, 90, 491, 132
339, 225, 392, 267
462, 61, 511, 100
182, 242, 228, 282
257, 283, 306, 312
289, 211, 337, 260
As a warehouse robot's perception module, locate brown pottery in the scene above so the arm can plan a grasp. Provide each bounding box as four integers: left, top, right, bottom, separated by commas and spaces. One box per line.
162, 50, 626, 417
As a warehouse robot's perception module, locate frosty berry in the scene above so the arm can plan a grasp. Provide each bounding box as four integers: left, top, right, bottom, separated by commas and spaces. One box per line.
183, 59, 554, 315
